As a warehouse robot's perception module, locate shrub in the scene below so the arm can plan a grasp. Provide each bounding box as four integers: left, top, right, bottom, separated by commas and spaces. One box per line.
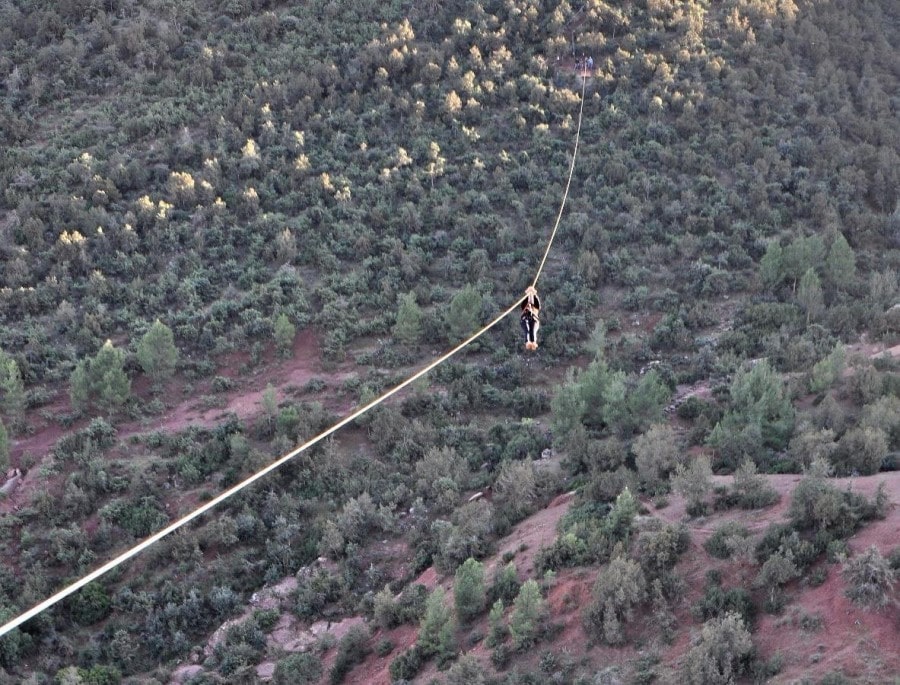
842, 547, 895, 609
704, 522, 750, 560
672, 456, 713, 516
680, 612, 753, 685
491, 561, 520, 603
329, 624, 370, 684
389, 645, 423, 682
636, 524, 690, 579
274, 652, 322, 684
445, 653, 486, 685
584, 556, 647, 645
693, 572, 754, 627
634, 424, 682, 493
730, 459, 779, 509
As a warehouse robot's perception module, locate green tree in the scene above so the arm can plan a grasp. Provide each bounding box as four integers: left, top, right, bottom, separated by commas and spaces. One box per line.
274, 652, 322, 684
835, 426, 888, 475
445, 285, 482, 342
797, 268, 824, 324
446, 653, 485, 685
486, 599, 507, 647
509, 579, 546, 650
604, 486, 638, 542
273, 313, 296, 357
493, 459, 537, 523
730, 459, 778, 509
71, 341, 131, 413
0, 359, 26, 421
759, 241, 784, 290
808, 344, 845, 394
626, 370, 671, 434
0, 419, 8, 473
550, 369, 586, 446
584, 556, 647, 645
136, 319, 179, 386
680, 612, 753, 685
707, 360, 794, 468
70, 361, 91, 412
783, 235, 825, 291
754, 547, 799, 611
842, 546, 895, 608
454, 558, 486, 622
419, 587, 454, 658
825, 232, 856, 291
634, 424, 682, 493
393, 291, 423, 345
672, 455, 713, 515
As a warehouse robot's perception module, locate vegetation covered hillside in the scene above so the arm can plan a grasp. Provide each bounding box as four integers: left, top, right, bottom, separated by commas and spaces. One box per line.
0, 0, 897, 683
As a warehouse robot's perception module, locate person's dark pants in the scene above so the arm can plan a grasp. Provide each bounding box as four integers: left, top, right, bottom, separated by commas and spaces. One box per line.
521, 316, 537, 344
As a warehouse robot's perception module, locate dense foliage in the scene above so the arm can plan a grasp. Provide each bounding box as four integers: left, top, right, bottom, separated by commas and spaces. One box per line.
0, 0, 896, 681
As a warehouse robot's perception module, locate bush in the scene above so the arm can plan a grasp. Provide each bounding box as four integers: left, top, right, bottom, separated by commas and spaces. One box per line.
274, 652, 322, 684
680, 612, 753, 685
704, 522, 750, 559
636, 524, 690, 579
842, 547, 895, 609
583, 557, 647, 645
445, 653, 486, 685
389, 645, 423, 682
730, 460, 779, 509
490, 562, 521, 605
330, 625, 370, 684
693, 572, 754, 627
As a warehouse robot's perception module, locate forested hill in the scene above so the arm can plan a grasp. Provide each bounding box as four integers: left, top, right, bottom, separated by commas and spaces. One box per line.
0, 0, 897, 683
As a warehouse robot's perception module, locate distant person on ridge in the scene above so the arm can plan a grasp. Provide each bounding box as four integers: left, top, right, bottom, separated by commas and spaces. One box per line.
521, 286, 541, 351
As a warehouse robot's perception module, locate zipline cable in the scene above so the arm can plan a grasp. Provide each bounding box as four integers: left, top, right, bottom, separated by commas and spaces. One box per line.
532, 71, 587, 290
0, 71, 588, 641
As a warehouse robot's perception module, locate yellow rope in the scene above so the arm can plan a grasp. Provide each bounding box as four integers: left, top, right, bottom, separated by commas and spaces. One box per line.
0, 75, 588, 641
532, 72, 587, 290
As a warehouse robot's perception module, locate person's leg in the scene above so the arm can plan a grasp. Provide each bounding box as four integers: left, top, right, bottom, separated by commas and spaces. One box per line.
532, 320, 540, 348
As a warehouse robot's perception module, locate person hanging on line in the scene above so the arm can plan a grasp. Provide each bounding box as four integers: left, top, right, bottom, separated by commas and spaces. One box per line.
521, 286, 541, 351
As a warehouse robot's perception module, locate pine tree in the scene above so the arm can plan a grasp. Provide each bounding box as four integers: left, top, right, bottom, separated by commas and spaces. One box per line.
393, 291, 422, 345
69, 361, 91, 413
273, 313, 296, 357
825, 232, 856, 291
0, 359, 26, 421
136, 320, 179, 385
509, 580, 545, 650
486, 599, 507, 647
797, 268, 824, 323
445, 285, 481, 342
418, 588, 453, 658
0, 419, 9, 473
93, 341, 130, 412
759, 241, 784, 290
454, 558, 486, 622
672, 456, 713, 515
70, 341, 131, 414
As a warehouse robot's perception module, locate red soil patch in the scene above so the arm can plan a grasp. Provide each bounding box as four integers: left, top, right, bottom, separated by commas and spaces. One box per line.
0, 328, 356, 514
653, 472, 900, 681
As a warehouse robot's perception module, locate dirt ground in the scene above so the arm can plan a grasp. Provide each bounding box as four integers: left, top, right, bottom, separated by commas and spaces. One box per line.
7, 324, 898, 684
